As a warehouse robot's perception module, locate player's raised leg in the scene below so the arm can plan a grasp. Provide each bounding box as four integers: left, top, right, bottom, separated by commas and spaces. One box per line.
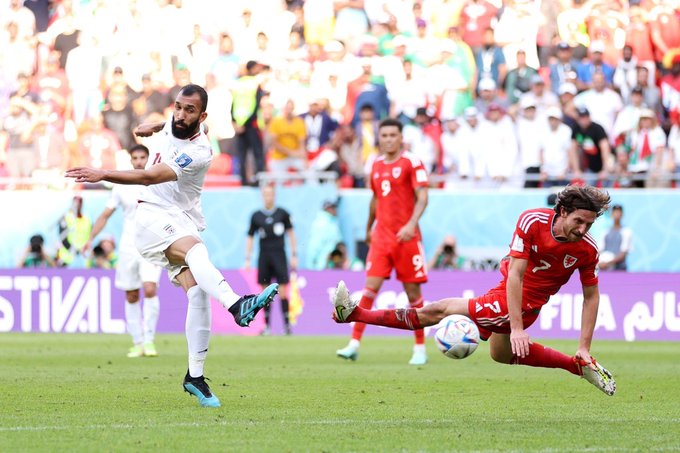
169, 237, 278, 327
333, 280, 468, 329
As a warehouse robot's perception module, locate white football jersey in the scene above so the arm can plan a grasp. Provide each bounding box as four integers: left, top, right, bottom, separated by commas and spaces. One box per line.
106, 184, 143, 252
138, 119, 212, 230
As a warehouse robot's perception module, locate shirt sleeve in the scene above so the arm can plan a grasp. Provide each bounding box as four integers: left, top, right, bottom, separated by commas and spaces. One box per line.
507, 211, 535, 261
247, 213, 257, 237
579, 253, 599, 287
620, 228, 633, 253
283, 210, 293, 230
167, 143, 212, 180
407, 154, 429, 189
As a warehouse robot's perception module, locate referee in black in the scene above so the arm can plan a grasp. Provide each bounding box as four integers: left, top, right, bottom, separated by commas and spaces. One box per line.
245, 184, 297, 335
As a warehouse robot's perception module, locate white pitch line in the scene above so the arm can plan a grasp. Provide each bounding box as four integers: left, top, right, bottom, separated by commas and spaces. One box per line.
2, 418, 678, 433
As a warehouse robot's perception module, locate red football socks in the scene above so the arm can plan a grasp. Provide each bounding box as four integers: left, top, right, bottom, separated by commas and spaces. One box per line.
410, 297, 425, 345
513, 343, 580, 375
347, 306, 422, 331
350, 288, 377, 340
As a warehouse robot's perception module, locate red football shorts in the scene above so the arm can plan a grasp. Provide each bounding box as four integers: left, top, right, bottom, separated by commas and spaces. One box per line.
467, 290, 541, 340
366, 234, 428, 283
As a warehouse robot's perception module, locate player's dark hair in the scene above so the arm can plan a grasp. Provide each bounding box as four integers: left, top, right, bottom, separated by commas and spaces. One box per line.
378, 117, 403, 133
554, 185, 611, 217
128, 144, 149, 156
178, 84, 208, 112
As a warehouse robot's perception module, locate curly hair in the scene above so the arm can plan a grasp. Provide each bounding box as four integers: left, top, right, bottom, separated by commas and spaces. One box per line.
553, 185, 611, 217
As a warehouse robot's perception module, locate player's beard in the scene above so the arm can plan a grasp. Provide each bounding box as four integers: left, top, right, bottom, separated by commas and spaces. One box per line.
171, 116, 200, 140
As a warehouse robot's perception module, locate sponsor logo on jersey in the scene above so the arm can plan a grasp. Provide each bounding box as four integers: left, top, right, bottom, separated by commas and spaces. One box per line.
563, 254, 578, 268
392, 167, 402, 179
175, 153, 193, 168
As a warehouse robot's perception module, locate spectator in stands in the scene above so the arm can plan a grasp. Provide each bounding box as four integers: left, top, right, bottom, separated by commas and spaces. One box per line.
619, 109, 666, 188
132, 74, 171, 120
19, 234, 54, 268
211, 33, 240, 87
475, 77, 506, 115
52, 13, 79, 69
462, 107, 484, 181
34, 53, 70, 124
10, 73, 39, 111
586, 3, 626, 67
333, 123, 364, 187
333, 0, 369, 46
576, 41, 614, 90
494, 0, 540, 70
430, 38, 475, 120
347, 60, 390, 128
516, 97, 542, 188
102, 84, 138, 151
3, 0, 36, 41
504, 49, 538, 105
557, 82, 578, 130
429, 235, 464, 270
668, 120, 680, 184
1, 96, 37, 186
65, 31, 104, 126
613, 45, 640, 105
649, 3, 680, 64
660, 55, 680, 126
635, 66, 661, 117
403, 107, 438, 173
598, 205, 632, 271
570, 106, 614, 185
301, 98, 338, 157
232, 60, 266, 185
441, 117, 473, 187
519, 74, 559, 120
306, 200, 343, 270
475, 103, 518, 188
460, 0, 499, 51
327, 242, 363, 271
355, 104, 379, 170
0, 21, 35, 81
575, 71, 623, 141
390, 59, 429, 124
267, 99, 307, 174
540, 106, 572, 188
549, 41, 580, 96
613, 86, 645, 144
75, 113, 120, 172
475, 28, 507, 88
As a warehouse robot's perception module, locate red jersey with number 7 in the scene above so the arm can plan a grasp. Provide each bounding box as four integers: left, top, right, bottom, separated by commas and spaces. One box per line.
370, 152, 429, 237
495, 208, 599, 309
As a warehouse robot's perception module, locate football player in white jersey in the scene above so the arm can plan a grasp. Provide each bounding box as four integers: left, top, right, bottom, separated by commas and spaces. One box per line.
67, 84, 278, 408
85, 144, 163, 359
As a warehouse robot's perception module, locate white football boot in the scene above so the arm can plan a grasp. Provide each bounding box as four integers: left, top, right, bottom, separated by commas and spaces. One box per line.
579, 358, 616, 396
332, 280, 357, 322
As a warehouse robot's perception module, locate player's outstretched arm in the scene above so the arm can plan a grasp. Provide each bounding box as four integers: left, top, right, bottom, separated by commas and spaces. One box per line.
576, 284, 600, 366
133, 121, 165, 137
65, 163, 177, 186
85, 207, 115, 252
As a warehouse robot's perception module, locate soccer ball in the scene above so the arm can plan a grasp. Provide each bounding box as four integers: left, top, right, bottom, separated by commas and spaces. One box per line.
434, 315, 480, 359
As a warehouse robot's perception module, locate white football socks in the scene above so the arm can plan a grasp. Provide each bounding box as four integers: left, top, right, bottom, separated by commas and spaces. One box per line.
186, 285, 211, 378
125, 301, 143, 345
185, 243, 240, 308
143, 296, 160, 344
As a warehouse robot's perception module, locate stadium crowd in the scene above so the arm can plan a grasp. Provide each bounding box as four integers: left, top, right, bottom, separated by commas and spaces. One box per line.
2, 0, 680, 189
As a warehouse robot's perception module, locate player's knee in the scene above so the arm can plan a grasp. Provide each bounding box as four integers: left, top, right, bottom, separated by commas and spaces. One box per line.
143, 284, 156, 298
126, 293, 140, 303
489, 347, 513, 364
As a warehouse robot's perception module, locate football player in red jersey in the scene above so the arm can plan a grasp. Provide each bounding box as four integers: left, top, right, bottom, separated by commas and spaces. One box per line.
336, 118, 431, 365
333, 185, 617, 395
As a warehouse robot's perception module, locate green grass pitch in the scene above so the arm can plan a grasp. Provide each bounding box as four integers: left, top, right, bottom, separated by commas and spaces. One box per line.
1, 333, 678, 452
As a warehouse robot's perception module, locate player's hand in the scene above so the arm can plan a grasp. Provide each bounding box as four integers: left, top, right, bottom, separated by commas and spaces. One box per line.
396, 222, 416, 242
82, 240, 92, 254
65, 167, 105, 183
134, 121, 164, 137
510, 328, 532, 358
575, 347, 595, 370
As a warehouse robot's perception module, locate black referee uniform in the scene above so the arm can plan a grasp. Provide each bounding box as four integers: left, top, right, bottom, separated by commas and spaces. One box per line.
248, 207, 293, 332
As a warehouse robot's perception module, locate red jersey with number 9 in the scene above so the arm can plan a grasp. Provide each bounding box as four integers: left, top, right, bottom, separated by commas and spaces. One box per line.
496, 208, 599, 309
370, 152, 429, 237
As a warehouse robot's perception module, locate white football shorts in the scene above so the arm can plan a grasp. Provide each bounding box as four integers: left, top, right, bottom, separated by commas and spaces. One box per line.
134, 202, 201, 285
114, 246, 162, 291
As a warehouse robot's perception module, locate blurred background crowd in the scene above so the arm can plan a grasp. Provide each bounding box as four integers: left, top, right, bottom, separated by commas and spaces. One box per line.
2, 0, 680, 189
